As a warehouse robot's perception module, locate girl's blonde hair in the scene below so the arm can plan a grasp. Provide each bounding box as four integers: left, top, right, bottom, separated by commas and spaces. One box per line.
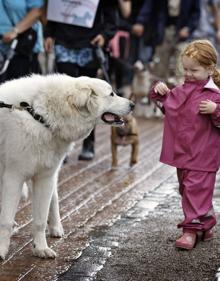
181, 39, 220, 87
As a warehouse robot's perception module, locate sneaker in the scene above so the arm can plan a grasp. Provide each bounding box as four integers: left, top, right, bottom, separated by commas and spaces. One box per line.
175, 232, 197, 250
78, 150, 94, 161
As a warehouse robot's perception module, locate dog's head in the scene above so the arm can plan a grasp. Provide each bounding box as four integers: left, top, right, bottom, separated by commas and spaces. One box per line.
67, 76, 135, 126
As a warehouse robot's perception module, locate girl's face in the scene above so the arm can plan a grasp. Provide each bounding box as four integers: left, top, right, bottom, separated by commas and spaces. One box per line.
182, 55, 211, 81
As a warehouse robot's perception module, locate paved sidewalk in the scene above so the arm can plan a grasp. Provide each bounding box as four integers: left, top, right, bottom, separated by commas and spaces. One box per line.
59, 173, 220, 281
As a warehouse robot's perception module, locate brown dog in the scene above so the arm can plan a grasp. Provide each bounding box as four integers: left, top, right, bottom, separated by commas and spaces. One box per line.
111, 114, 139, 167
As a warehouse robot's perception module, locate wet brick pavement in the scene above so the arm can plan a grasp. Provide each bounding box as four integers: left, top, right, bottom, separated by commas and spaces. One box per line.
59, 174, 220, 281
2, 116, 220, 281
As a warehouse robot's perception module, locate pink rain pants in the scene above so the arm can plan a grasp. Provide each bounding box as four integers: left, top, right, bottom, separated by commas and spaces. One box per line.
177, 168, 216, 232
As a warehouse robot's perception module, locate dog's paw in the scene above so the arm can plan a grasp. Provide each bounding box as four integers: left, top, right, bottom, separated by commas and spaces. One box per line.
130, 161, 137, 167
111, 162, 118, 169
32, 247, 57, 259
47, 223, 64, 238
0, 232, 10, 260
0, 243, 9, 260
111, 165, 118, 171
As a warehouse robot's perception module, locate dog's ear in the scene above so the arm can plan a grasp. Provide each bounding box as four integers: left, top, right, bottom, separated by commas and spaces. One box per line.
67, 87, 99, 115
67, 87, 92, 111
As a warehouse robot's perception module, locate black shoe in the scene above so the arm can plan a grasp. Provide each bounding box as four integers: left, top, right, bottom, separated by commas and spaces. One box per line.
78, 150, 94, 161
79, 136, 95, 161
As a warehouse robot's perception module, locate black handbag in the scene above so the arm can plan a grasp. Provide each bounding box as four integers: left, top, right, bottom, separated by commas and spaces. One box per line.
15, 28, 37, 56
3, 1, 37, 56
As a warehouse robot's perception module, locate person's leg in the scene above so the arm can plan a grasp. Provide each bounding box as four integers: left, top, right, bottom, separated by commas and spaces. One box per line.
124, 35, 140, 85
56, 62, 79, 77
5, 54, 41, 80
78, 129, 95, 160
30, 54, 42, 74
151, 26, 175, 81
175, 168, 197, 249
78, 67, 97, 160
176, 169, 216, 249
56, 62, 98, 161
178, 170, 216, 232
55, 62, 80, 164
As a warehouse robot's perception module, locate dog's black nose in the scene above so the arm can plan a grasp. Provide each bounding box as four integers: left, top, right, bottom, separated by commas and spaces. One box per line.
130, 101, 135, 111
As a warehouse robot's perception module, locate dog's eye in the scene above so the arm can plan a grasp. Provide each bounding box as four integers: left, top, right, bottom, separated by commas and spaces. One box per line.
110, 92, 114, 97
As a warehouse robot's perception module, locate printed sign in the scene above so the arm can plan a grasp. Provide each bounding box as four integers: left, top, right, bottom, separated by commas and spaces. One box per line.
47, 0, 100, 28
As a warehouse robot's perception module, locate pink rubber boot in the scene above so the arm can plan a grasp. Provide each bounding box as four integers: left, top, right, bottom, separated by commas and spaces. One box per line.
175, 232, 197, 250
203, 228, 214, 241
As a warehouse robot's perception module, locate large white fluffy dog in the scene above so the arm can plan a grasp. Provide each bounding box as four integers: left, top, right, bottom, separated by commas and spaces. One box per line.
0, 74, 134, 259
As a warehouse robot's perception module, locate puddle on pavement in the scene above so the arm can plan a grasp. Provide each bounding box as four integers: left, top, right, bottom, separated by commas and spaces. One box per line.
58, 227, 114, 280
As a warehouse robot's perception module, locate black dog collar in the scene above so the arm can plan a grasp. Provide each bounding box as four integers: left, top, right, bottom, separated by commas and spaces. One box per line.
0, 101, 50, 128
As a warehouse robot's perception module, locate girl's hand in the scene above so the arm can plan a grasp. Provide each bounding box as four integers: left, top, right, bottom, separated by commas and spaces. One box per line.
199, 100, 217, 114
154, 82, 170, 96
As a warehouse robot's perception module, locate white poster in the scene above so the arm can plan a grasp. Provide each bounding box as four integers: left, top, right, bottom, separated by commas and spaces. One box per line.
47, 0, 100, 28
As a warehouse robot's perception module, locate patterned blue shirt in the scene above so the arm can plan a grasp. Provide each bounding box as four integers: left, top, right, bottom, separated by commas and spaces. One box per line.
55, 44, 94, 67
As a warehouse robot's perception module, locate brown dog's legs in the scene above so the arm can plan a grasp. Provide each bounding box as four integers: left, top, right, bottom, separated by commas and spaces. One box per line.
130, 138, 139, 166
111, 142, 118, 167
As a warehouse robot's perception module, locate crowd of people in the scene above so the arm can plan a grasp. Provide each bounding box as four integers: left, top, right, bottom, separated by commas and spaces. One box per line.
0, 0, 220, 158
1, 0, 220, 252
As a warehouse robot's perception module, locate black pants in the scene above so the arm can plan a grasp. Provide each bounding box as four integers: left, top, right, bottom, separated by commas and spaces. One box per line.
4, 53, 41, 81
56, 62, 97, 149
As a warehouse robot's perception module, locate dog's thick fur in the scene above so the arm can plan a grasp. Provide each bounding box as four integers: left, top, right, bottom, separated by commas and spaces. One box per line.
111, 114, 139, 167
0, 74, 134, 259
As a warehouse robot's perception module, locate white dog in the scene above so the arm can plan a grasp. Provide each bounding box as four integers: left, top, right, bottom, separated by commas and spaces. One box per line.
0, 74, 134, 259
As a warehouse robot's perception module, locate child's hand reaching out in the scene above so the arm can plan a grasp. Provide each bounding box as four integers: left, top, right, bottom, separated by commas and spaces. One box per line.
154, 82, 170, 96
199, 100, 217, 114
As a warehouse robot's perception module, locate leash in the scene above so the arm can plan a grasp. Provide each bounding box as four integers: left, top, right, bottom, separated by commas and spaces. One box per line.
95, 45, 111, 84
0, 101, 50, 128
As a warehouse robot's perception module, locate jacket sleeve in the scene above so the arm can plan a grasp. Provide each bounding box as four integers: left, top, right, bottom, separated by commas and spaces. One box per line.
211, 104, 220, 127
135, 0, 152, 25
187, 0, 201, 33
149, 84, 168, 114
178, 0, 200, 34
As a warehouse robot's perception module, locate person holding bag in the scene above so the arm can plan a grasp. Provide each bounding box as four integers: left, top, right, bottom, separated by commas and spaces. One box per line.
0, 0, 44, 81
44, 0, 118, 161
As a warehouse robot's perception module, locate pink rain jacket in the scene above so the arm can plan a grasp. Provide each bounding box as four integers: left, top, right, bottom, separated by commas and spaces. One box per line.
150, 78, 220, 172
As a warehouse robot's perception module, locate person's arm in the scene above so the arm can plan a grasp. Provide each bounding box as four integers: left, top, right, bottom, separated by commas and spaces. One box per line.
132, 0, 152, 37
44, 21, 57, 53
212, 106, 220, 127
181, 0, 200, 35
212, 2, 220, 43
2, 7, 42, 43
91, 2, 118, 47
118, 0, 131, 19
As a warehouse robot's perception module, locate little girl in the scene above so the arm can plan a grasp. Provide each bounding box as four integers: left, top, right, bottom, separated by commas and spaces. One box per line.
150, 39, 220, 250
